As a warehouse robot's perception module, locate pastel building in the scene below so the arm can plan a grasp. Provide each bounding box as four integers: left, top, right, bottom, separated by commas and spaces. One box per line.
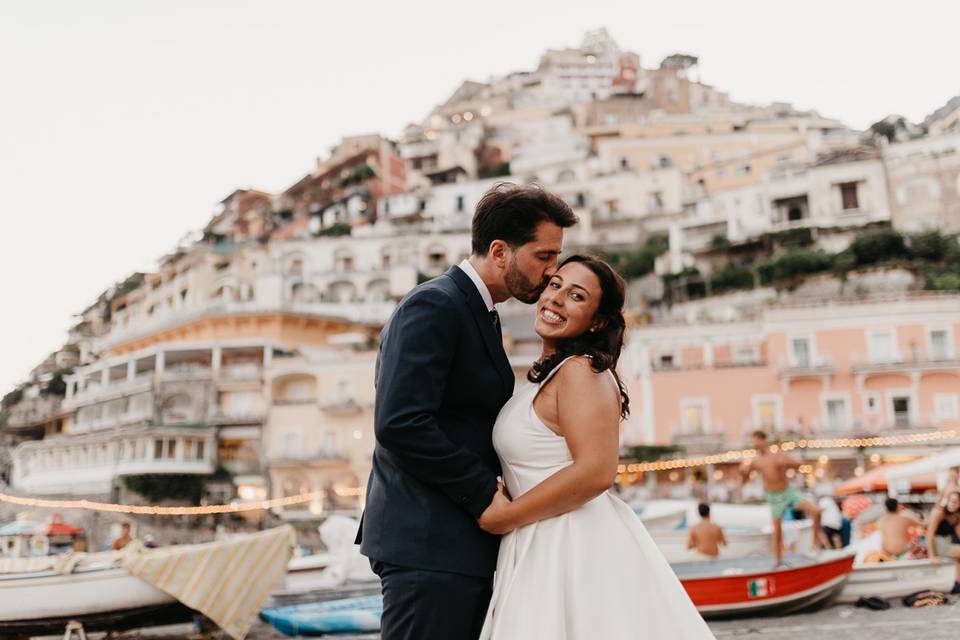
625, 293, 960, 455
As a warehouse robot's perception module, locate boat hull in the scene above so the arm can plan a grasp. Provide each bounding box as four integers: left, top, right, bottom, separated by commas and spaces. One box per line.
675, 553, 855, 619
261, 595, 383, 636
837, 559, 956, 604
0, 565, 177, 622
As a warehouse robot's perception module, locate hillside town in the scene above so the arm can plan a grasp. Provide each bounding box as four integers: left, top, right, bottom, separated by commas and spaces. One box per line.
2, 28, 960, 552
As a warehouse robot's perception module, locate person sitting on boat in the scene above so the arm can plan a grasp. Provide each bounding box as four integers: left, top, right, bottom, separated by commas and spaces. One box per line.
740, 431, 826, 566
686, 503, 726, 560
935, 468, 960, 505
877, 497, 923, 560
111, 522, 133, 551
926, 490, 960, 594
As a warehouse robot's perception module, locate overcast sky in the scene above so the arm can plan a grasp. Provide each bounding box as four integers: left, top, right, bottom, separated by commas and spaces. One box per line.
2, 0, 958, 393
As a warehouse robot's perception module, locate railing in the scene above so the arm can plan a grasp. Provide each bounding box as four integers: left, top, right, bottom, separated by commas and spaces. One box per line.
851, 350, 960, 374
219, 364, 263, 381
776, 356, 834, 377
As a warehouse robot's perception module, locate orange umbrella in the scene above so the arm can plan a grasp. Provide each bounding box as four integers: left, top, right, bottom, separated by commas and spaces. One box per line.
835, 464, 937, 497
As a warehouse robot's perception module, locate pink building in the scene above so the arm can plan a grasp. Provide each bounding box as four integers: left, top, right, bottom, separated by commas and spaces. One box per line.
624, 293, 960, 452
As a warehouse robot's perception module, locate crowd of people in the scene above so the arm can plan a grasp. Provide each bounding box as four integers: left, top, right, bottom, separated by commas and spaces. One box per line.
681, 432, 960, 594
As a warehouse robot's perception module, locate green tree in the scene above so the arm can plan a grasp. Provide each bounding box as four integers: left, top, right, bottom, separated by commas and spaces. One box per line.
710, 264, 754, 293
850, 229, 909, 266
909, 230, 948, 262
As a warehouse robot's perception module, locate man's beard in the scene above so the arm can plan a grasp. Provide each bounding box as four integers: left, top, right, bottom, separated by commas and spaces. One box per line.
505, 256, 548, 303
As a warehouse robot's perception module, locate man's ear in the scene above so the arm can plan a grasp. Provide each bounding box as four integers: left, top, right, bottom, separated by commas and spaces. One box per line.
489, 239, 509, 267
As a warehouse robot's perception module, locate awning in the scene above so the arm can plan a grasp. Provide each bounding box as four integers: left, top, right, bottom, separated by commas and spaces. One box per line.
835, 463, 937, 496
884, 447, 960, 495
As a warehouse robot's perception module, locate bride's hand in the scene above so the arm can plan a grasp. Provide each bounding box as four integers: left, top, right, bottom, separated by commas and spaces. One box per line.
479, 480, 514, 535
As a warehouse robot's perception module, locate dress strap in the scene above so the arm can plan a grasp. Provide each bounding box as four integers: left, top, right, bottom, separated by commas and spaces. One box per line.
536, 355, 590, 386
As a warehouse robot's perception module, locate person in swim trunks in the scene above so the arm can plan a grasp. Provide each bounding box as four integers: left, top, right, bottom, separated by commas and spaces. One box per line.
740, 431, 826, 566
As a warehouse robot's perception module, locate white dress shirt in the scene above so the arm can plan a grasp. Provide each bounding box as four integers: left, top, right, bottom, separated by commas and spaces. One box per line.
458, 259, 495, 312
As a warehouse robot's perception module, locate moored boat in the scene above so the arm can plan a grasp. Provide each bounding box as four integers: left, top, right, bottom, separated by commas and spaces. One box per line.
673, 552, 855, 619
0, 561, 189, 635
837, 558, 956, 603
260, 595, 383, 636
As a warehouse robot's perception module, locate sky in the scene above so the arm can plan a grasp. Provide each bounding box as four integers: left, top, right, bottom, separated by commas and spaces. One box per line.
1, 0, 958, 394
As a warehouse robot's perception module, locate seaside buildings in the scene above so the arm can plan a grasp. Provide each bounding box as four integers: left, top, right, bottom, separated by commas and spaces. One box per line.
4, 29, 960, 512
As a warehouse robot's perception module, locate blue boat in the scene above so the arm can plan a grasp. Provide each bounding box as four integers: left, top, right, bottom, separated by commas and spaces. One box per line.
260, 595, 383, 636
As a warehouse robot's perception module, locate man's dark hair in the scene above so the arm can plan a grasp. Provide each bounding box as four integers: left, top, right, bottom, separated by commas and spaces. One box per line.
751, 430, 767, 441
885, 497, 899, 513
698, 503, 710, 518
471, 182, 577, 255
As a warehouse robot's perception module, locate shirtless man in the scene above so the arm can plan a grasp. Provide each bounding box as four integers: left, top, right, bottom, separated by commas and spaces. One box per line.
740, 431, 824, 566
686, 503, 726, 559
879, 497, 922, 557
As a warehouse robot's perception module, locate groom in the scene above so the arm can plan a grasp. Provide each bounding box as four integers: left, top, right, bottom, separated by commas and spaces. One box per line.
357, 183, 577, 639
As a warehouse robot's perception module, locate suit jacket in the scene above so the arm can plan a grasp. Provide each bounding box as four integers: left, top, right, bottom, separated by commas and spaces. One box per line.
357, 265, 514, 578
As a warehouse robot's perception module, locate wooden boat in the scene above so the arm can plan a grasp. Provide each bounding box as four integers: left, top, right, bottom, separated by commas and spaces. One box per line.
673, 552, 855, 619
837, 558, 956, 604
260, 595, 383, 636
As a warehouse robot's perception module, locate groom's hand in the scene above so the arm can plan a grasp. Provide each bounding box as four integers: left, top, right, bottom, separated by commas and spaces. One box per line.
478, 480, 514, 535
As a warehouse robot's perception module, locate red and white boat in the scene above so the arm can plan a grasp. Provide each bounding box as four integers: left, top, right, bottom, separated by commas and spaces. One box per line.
673, 552, 855, 619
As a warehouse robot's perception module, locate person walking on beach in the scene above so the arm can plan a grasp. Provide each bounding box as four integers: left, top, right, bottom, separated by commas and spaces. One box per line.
740, 431, 825, 566
356, 183, 576, 640
687, 503, 727, 559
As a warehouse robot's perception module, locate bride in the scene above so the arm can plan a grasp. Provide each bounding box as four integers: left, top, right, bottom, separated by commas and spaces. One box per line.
477, 254, 714, 639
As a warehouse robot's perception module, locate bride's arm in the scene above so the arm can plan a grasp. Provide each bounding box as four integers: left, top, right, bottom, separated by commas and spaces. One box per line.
479, 358, 620, 534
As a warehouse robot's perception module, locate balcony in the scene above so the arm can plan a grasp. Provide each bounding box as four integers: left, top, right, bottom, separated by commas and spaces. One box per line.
777, 356, 835, 380
319, 398, 363, 416
268, 448, 350, 465
671, 432, 728, 454
851, 351, 960, 376
209, 409, 265, 426
219, 364, 262, 381
160, 365, 212, 382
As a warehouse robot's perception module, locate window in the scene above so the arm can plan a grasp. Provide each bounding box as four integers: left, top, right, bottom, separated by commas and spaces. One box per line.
890, 394, 912, 428
839, 182, 860, 210
864, 392, 880, 415
869, 330, 897, 363
753, 396, 781, 431
681, 399, 708, 434
733, 345, 759, 365
154, 438, 164, 459
196, 440, 205, 460
824, 398, 849, 432
658, 354, 675, 368
456, 195, 465, 212
648, 192, 664, 213
929, 329, 952, 360
790, 337, 812, 367
935, 394, 959, 420
166, 439, 177, 458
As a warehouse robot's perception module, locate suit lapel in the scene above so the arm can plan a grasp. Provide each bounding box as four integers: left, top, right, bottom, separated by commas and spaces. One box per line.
446, 266, 515, 395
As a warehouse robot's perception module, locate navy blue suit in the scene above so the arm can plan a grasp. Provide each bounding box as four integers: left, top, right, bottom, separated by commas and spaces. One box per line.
357, 265, 514, 639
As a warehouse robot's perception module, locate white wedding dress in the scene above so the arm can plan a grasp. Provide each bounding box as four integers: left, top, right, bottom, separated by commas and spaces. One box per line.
480, 357, 715, 639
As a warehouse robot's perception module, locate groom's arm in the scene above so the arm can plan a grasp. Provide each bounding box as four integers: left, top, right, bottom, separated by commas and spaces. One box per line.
374, 287, 498, 519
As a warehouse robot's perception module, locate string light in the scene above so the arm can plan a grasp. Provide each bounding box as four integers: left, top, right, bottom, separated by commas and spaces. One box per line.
616, 429, 958, 475
0, 490, 334, 515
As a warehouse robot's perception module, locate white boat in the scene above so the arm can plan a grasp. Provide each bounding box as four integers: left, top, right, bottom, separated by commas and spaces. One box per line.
837, 558, 957, 604
0, 559, 188, 635
652, 521, 814, 563
633, 503, 686, 530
